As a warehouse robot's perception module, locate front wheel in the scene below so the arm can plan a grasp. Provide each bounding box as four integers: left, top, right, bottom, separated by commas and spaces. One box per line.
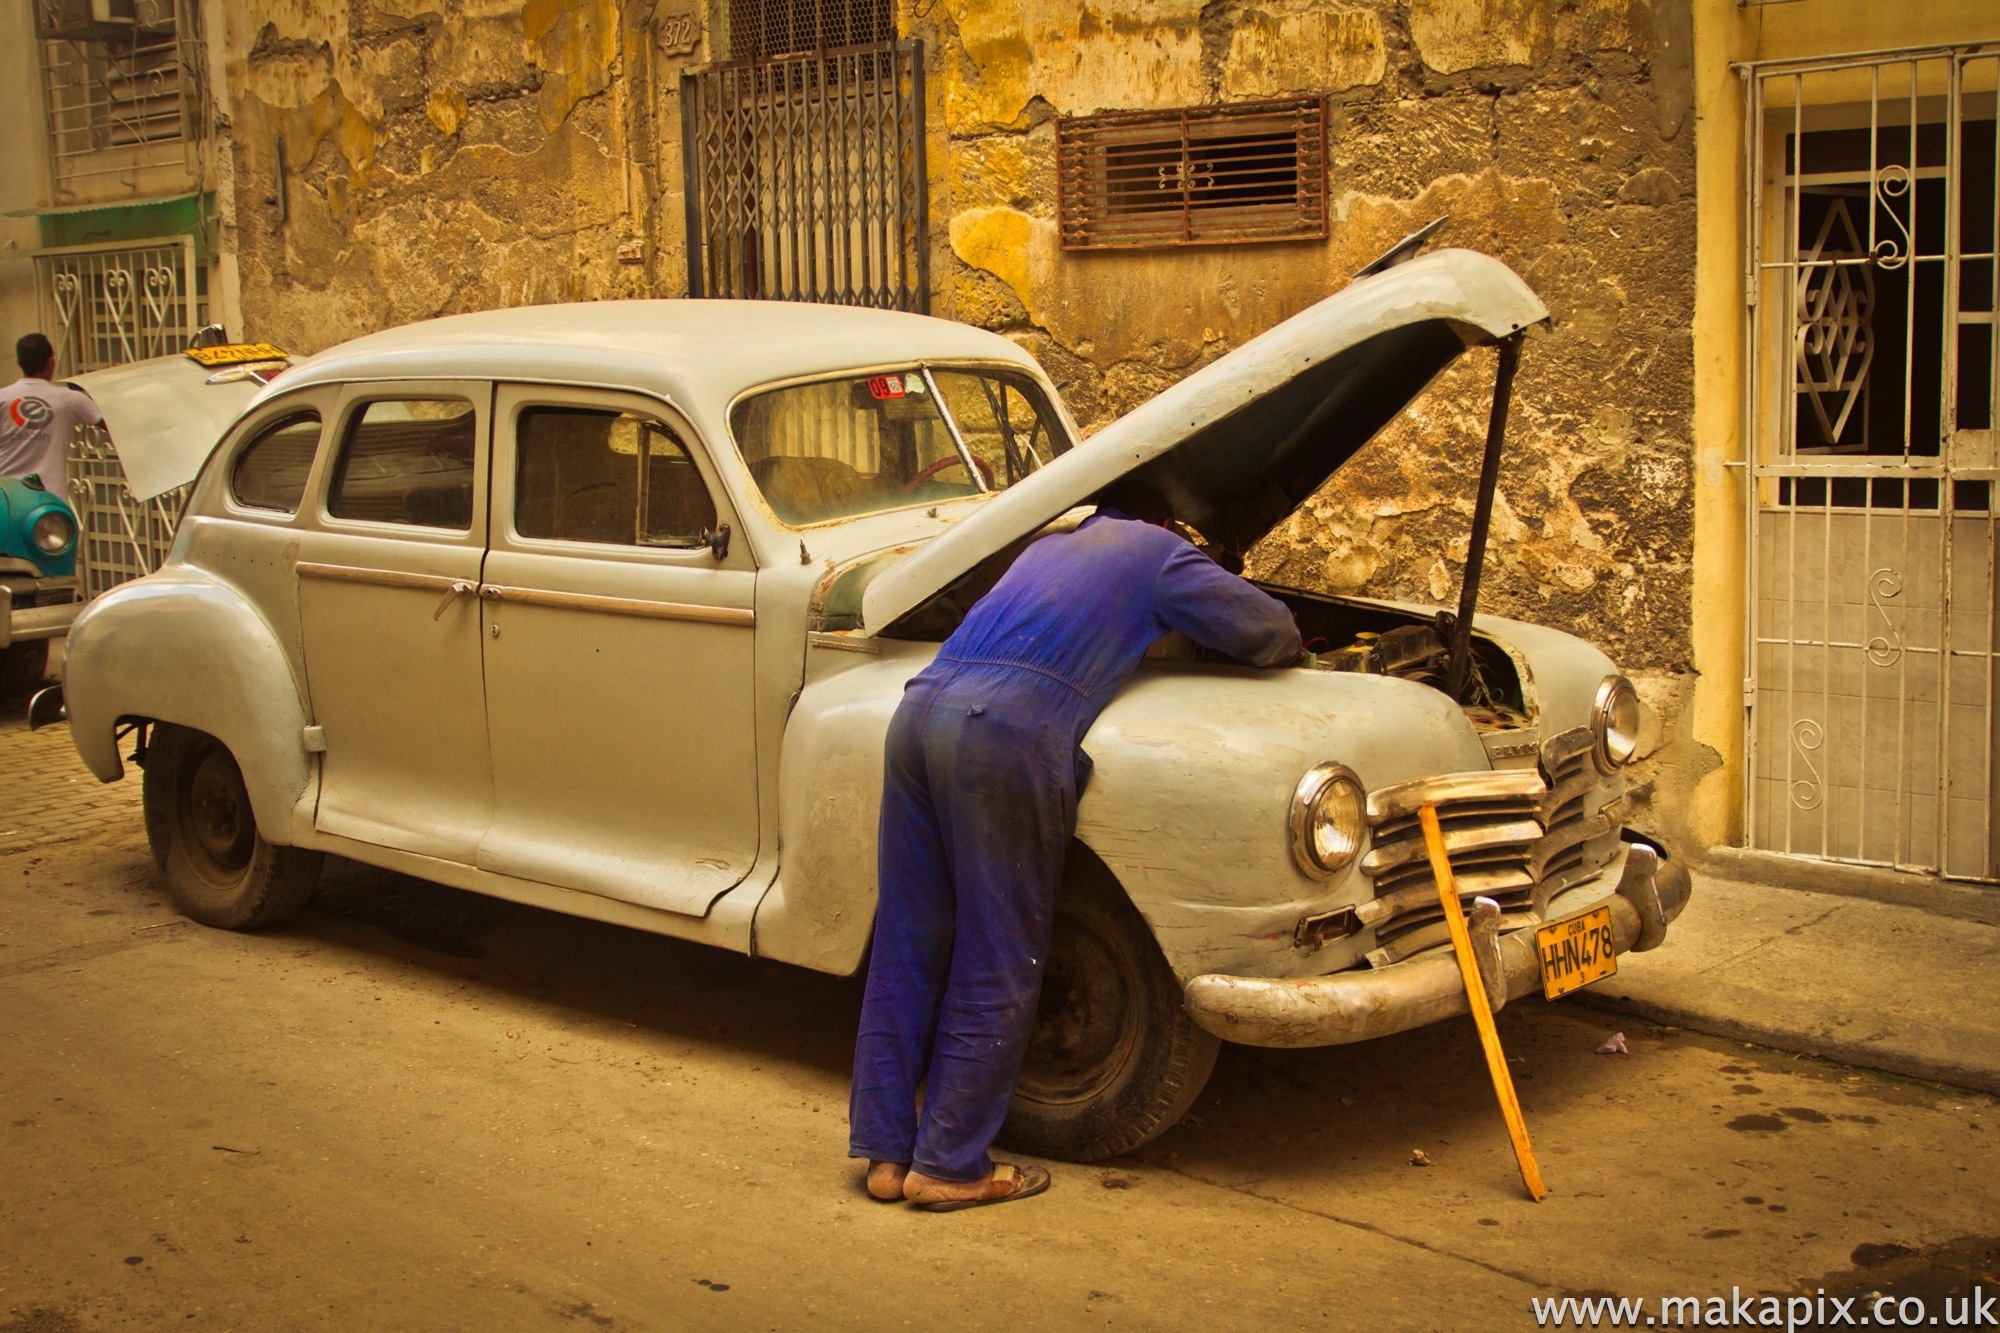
143, 723, 323, 929
1000, 847, 1220, 1162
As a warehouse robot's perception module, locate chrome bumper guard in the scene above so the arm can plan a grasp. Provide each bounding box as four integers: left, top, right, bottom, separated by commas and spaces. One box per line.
0, 583, 80, 649
1183, 840, 1691, 1049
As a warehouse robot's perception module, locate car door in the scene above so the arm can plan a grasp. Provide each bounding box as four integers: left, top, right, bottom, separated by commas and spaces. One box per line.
475, 384, 759, 916
295, 382, 494, 862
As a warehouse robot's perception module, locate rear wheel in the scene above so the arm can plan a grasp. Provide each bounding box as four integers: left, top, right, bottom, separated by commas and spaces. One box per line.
143, 723, 323, 929
0, 641, 49, 698
1000, 847, 1220, 1162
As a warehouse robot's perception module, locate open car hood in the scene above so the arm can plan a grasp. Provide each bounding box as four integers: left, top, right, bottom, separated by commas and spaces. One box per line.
72, 355, 263, 502
861, 248, 1547, 634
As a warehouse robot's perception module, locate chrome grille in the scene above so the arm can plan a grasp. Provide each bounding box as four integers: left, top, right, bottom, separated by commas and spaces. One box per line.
1356, 728, 1624, 967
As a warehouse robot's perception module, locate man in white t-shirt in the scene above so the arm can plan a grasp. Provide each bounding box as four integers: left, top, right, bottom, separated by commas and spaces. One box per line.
0, 333, 102, 486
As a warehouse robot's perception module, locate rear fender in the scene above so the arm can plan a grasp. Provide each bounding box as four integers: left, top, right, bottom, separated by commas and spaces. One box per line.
64, 567, 311, 842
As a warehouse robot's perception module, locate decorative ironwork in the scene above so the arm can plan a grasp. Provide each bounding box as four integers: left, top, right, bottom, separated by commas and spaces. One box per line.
1870, 164, 1912, 270
1788, 718, 1825, 811
66, 424, 187, 600
1793, 197, 1874, 446
682, 41, 928, 313
33, 237, 200, 376
1865, 568, 1903, 667
33, 0, 207, 197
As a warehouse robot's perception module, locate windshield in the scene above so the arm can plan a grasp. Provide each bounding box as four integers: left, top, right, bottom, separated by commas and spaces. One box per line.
731, 366, 1070, 527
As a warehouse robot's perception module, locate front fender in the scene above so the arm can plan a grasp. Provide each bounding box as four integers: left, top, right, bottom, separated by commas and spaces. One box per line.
1076, 663, 1491, 981
63, 566, 311, 842
757, 647, 1495, 982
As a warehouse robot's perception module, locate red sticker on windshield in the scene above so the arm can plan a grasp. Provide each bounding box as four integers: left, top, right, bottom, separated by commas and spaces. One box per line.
867, 374, 906, 399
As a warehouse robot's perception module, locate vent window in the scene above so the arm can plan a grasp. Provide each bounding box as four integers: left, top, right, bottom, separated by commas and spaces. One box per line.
1056, 98, 1327, 250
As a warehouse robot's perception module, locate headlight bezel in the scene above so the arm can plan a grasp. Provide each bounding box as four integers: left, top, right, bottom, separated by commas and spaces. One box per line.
1591, 673, 1642, 774
28, 506, 75, 558
1289, 761, 1367, 879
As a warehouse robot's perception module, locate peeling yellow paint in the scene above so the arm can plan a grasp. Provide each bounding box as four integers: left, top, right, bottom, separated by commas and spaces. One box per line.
1223, 5, 1387, 98
524, 0, 619, 133
941, 0, 1206, 130
427, 87, 469, 138
949, 206, 1041, 319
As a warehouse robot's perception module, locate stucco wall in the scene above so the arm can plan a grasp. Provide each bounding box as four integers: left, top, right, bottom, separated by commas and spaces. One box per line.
218, 0, 683, 352
920, 0, 1703, 844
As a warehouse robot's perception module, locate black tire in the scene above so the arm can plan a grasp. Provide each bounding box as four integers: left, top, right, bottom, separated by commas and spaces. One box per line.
0, 641, 49, 698
142, 723, 323, 929
1000, 846, 1221, 1162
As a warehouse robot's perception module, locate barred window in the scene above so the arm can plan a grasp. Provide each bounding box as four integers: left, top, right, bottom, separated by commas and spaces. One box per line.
728, 0, 891, 61
1056, 98, 1327, 250
33, 0, 202, 197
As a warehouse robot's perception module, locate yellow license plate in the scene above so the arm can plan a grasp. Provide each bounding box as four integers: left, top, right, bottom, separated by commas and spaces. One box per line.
185, 341, 288, 367
1536, 904, 1618, 1000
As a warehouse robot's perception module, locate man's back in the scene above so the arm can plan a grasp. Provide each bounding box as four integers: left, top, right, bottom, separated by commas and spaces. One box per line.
932, 511, 1301, 727
0, 378, 101, 483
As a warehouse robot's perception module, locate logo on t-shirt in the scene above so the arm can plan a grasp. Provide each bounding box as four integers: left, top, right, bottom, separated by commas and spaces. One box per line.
6, 397, 52, 430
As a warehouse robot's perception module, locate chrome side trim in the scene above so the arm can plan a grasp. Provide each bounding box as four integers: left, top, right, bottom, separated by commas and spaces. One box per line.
479, 583, 755, 628
296, 562, 463, 594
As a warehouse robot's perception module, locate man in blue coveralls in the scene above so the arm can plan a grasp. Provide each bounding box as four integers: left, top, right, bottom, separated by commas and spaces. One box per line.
850, 479, 1303, 1211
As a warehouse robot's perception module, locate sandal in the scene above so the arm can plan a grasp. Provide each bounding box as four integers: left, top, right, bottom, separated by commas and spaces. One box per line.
912, 1162, 1051, 1213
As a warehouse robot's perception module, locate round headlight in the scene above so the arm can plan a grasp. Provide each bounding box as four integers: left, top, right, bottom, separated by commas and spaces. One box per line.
1592, 674, 1642, 773
30, 509, 74, 556
1290, 761, 1367, 879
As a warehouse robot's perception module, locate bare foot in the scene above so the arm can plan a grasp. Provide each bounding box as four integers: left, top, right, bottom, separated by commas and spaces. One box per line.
865, 1160, 908, 1201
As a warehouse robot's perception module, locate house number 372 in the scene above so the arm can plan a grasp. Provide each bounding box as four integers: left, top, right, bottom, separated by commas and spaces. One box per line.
658, 12, 700, 55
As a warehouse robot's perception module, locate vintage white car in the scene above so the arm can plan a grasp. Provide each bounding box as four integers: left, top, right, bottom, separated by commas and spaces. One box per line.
53, 247, 1689, 1161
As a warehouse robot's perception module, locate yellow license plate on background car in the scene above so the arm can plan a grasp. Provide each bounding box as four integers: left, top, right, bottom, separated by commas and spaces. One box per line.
1536, 905, 1618, 1000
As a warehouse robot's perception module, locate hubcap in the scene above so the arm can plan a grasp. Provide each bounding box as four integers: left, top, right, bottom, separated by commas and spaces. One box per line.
1016, 909, 1142, 1105
186, 748, 255, 872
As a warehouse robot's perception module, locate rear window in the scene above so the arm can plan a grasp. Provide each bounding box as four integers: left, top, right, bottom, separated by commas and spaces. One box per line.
230, 411, 320, 513
731, 368, 1068, 527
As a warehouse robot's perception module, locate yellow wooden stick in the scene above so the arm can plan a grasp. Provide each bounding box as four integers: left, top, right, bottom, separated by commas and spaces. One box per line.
1419, 801, 1547, 1202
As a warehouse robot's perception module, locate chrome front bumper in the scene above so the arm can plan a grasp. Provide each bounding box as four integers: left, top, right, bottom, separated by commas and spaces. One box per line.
1184, 839, 1691, 1049
0, 581, 80, 649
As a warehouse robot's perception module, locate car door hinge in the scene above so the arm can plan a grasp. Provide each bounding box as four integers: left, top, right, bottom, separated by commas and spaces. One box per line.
302, 725, 327, 753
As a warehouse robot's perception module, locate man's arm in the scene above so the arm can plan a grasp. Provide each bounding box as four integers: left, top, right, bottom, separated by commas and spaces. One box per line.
1152, 542, 1302, 668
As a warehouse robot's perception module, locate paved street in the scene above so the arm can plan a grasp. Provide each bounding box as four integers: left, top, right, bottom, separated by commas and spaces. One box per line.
1, 703, 1996, 1331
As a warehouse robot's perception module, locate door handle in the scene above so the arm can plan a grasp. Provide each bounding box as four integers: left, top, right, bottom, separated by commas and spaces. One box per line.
432, 580, 477, 620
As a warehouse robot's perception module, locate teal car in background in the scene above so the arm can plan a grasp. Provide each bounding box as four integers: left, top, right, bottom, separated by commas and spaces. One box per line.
0, 473, 79, 697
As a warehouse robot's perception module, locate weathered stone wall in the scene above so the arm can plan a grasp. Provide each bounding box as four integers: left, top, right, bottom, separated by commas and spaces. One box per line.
218, 0, 673, 354
920, 0, 1708, 840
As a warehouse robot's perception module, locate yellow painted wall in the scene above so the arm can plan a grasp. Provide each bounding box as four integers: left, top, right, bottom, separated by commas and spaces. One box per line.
1686, 0, 2000, 851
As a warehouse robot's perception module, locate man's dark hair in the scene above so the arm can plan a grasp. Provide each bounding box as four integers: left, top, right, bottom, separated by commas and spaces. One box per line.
16, 333, 54, 377
1094, 478, 1174, 526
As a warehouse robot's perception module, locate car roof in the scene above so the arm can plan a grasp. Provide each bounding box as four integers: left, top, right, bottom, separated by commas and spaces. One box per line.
256, 300, 1045, 422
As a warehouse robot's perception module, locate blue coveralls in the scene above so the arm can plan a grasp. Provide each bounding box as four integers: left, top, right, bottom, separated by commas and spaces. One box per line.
848, 509, 1303, 1182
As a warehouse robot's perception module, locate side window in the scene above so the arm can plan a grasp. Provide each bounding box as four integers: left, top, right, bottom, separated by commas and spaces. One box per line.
230, 411, 321, 513
327, 399, 477, 530
515, 407, 717, 548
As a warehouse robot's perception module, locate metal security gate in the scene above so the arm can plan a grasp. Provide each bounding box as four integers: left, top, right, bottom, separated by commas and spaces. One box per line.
33, 235, 203, 376
1744, 46, 2000, 880
681, 41, 928, 312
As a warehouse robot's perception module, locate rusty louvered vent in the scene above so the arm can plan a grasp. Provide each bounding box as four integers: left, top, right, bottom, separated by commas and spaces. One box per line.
1055, 97, 1327, 251
729, 0, 891, 61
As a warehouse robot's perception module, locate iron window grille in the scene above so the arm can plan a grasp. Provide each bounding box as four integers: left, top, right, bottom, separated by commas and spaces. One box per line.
682, 40, 928, 313
728, 0, 892, 62
32, 235, 204, 376
1056, 97, 1327, 250
32, 0, 207, 199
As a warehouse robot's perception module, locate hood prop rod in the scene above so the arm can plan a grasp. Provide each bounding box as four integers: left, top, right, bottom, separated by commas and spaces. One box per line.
1445, 333, 1523, 701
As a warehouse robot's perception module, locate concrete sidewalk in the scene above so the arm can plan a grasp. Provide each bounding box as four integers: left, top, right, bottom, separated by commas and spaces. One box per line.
1585, 869, 2000, 1095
